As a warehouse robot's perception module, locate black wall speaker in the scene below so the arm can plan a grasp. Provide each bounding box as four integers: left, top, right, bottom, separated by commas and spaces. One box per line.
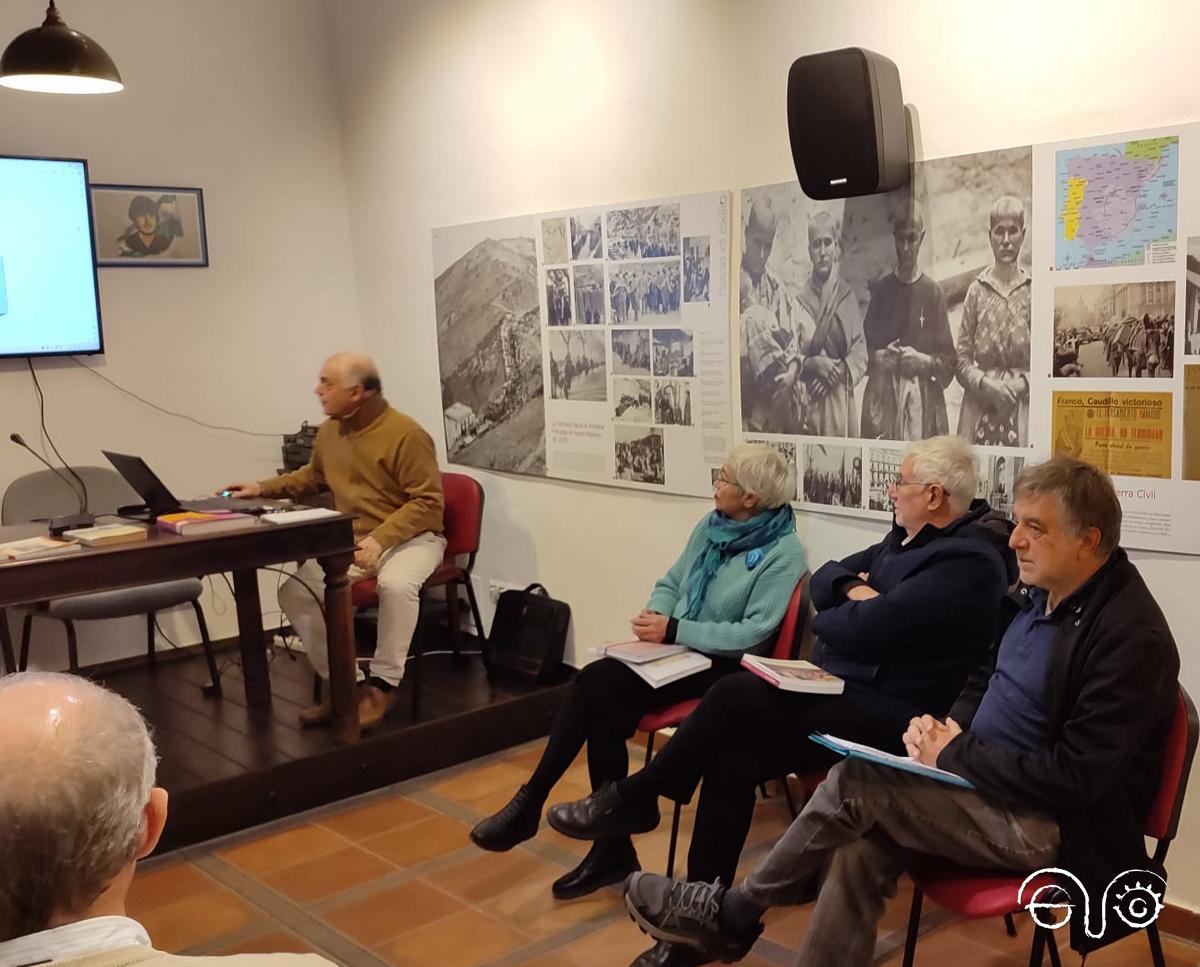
787, 47, 909, 200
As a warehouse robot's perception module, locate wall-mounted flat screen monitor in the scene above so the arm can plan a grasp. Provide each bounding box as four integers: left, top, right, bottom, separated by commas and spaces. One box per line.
0, 155, 103, 358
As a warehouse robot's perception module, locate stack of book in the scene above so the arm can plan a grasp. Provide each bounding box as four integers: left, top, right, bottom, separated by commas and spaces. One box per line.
156, 511, 255, 535
61, 523, 149, 546
0, 536, 82, 562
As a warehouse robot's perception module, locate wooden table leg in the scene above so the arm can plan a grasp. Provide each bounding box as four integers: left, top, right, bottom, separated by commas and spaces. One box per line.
320, 550, 359, 744
0, 608, 15, 675
232, 569, 271, 708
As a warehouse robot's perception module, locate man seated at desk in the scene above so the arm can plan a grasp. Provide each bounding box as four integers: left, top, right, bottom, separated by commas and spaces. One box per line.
226, 352, 444, 729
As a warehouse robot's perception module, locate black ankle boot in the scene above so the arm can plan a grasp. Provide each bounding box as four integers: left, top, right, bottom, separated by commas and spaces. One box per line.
469, 784, 541, 852
552, 836, 640, 900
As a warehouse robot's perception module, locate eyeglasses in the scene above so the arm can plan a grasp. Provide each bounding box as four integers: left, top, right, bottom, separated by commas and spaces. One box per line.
891, 474, 948, 494
713, 470, 743, 491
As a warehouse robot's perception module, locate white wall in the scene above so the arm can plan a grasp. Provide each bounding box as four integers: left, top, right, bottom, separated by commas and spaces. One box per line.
324, 0, 1200, 909
0, 0, 362, 663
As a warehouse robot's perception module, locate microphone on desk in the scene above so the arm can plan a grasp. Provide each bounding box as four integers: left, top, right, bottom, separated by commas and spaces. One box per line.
9, 432, 95, 534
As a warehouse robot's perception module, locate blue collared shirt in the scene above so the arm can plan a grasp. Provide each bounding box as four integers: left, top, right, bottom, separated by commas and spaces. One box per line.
969, 586, 1060, 752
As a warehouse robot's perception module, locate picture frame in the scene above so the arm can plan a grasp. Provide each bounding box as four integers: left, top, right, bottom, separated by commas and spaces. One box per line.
91, 184, 208, 267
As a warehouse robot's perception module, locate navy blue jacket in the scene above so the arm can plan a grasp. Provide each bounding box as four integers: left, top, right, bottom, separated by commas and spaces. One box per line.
809, 499, 1016, 716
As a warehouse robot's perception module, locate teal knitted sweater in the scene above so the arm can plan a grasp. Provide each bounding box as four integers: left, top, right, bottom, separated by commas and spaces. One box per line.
645, 514, 807, 655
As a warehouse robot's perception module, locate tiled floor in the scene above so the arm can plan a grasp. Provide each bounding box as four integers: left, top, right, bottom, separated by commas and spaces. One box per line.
129, 737, 1200, 966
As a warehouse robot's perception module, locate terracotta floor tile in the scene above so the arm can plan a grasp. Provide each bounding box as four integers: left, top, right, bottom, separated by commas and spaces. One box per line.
218, 823, 348, 876
127, 862, 218, 917
877, 924, 1027, 966
213, 928, 321, 956
760, 901, 814, 947
1075, 930, 1200, 965
261, 844, 396, 903
425, 849, 560, 906
360, 813, 472, 868
317, 794, 439, 841
375, 907, 530, 967
138, 887, 264, 953
322, 878, 463, 947
429, 760, 531, 807
558, 917, 664, 967
480, 863, 624, 940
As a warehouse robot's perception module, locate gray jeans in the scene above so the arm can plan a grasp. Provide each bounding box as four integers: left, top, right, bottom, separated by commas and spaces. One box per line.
740, 758, 1060, 967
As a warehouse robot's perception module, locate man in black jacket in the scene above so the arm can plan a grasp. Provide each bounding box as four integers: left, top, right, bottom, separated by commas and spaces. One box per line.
622, 456, 1179, 966
546, 436, 1016, 967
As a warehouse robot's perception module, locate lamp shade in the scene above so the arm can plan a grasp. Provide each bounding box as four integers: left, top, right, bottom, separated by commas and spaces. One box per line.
0, 2, 122, 94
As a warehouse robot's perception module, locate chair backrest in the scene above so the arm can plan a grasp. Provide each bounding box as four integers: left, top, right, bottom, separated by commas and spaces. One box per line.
1146, 685, 1199, 850
441, 471, 484, 566
770, 574, 811, 661
2, 466, 140, 524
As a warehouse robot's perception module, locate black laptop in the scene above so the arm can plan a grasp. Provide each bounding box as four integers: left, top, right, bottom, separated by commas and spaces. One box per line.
103, 450, 277, 518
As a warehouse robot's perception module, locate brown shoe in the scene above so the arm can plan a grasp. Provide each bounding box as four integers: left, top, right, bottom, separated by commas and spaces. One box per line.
357, 684, 397, 730
299, 697, 333, 727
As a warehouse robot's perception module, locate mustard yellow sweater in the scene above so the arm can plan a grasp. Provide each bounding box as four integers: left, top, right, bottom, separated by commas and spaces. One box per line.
257, 396, 443, 549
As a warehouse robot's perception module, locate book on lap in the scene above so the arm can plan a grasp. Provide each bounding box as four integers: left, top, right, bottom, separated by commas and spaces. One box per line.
809, 733, 975, 789
741, 654, 844, 694
603, 640, 687, 664
602, 643, 712, 687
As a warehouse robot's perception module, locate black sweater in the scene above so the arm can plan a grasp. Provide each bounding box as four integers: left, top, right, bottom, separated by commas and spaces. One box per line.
810, 499, 1016, 715
940, 549, 1179, 952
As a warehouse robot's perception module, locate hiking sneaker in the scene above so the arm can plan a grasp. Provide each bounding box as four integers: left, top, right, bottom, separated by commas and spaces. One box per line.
624, 873, 761, 963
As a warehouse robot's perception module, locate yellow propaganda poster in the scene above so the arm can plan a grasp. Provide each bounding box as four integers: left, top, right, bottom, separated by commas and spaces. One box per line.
1185, 366, 1200, 481
1051, 391, 1172, 479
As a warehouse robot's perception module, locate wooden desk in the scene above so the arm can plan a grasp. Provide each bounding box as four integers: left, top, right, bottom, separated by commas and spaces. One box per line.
0, 515, 362, 743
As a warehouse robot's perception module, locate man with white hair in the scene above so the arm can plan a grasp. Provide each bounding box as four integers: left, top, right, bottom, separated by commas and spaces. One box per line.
0, 671, 333, 966
225, 352, 445, 729
546, 435, 1017, 967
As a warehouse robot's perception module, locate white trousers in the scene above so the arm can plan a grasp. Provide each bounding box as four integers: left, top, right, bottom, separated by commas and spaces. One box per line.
278, 531, 447, 687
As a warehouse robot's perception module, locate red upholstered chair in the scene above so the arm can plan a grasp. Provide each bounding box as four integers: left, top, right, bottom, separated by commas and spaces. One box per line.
346, 472, 488, 702
900, 685, 1198, 967
637, 574, 811, 877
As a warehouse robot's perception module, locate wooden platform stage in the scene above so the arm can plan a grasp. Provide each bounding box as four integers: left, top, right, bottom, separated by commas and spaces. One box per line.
92, 630, 571, 853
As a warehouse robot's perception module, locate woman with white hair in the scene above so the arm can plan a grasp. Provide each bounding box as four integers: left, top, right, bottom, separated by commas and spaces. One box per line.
470, 444, 806, 901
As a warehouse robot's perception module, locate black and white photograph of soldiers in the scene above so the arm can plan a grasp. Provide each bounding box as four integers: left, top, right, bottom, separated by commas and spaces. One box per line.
803, 443, 863, 508
684, 235, 711, 303
866, 447, 903, 511
976, 454, 1024, 517
610, 262, 681, 325
572, 264, 607, 325
738, 147, 1032, 446
1053, 282, 1175, 378
547, 330, 606, 402
653, 379, 692, 426
606, 204, 681, 260
545, 268, 572, 326
613, 377, 652, 422
1187, 237, 1200, 355
570, 212, 603, 260
653, 328, 694, 377
542, 217, 569, 264
614, 425, 665, 485
611, 328, 651, 375
745, 438, 799, 501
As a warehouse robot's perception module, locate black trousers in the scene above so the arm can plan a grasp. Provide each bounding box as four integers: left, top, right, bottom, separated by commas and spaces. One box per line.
525, 656, 741, 801
625, 671, 922, 886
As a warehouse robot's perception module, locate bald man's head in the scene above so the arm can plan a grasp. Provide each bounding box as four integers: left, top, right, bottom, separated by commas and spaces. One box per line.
316, 352, 383, 419
0, 673, 160, 941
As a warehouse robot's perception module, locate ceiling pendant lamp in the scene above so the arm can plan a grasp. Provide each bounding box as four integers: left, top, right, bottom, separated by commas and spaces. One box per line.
0, 1, 123, 94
